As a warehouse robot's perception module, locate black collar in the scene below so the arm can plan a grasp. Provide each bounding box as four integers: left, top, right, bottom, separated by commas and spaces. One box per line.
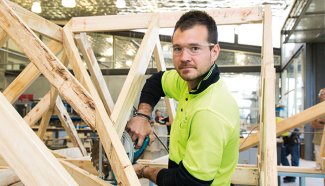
189, 63, 220, 94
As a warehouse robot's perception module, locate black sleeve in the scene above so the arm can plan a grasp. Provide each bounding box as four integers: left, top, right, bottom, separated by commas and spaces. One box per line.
156, 161, 213, 186
139, 71, 165, 108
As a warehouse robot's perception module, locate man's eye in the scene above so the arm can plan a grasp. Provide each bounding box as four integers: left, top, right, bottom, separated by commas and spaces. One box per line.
173, 47, 182, 52
190, 46, 201, 52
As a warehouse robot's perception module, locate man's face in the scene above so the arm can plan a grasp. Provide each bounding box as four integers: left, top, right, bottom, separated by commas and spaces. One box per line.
172, 25, 220, 84
319, 89, 325, 102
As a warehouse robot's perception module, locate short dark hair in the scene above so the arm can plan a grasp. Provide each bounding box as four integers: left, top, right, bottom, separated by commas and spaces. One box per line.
173, 10, 218, 44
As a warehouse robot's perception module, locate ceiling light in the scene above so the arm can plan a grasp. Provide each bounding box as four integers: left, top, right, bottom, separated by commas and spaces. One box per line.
116, 0, 126, 8
31, 0, 42, 14
126, 60, 132, 67
105, 37, 113, 43
126, 49, 134, 56
62, 0, 76, 8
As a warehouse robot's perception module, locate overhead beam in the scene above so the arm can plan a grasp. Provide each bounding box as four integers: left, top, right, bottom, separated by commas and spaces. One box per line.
0, 92, 78, 185
8, 1, 63, 42
71, 7, 263, 32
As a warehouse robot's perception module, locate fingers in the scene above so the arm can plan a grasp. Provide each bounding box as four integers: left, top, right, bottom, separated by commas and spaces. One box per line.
149, 133, 155, 145
135, 137, 144, 149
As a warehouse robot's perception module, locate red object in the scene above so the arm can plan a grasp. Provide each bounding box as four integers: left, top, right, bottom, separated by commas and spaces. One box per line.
18, 94, 33, 101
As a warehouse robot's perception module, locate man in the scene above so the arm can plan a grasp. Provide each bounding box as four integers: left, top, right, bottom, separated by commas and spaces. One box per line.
127, 10, 240, 185
312, 88, 325, 169
280, 127, 300, 183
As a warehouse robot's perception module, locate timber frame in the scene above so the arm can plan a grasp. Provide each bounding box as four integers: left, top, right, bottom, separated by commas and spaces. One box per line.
0, 1, 324, 185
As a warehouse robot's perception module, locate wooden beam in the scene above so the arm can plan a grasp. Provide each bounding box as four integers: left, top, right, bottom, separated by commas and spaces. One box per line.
24, 92, 51, 126
110, 14, 160, 138
3, 40, 62, 104
71, 7, 262, 32
0, 1, 95, 128
259, 6, 277, 186
8, 1, 63, 42
37, 90, 56, 139
63, 159, 98, 175
0, 169, 20, 186
59, 159, 111, 186
75, 32, 114, 115
232, 165, 259, 185
55, 96, 88, 156
240, 101, 325, 151
153, 38, 176, 121
278, 166, 324, 174
63, 23, 140, 185
37, 53, 68, 139
0, 92, 77, 185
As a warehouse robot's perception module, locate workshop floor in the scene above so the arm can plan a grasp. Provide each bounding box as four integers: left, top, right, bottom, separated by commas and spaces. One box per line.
279, 158, 324, 186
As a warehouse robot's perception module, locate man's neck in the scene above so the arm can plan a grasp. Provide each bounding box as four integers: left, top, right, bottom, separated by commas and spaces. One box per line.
187, 77, 203, 91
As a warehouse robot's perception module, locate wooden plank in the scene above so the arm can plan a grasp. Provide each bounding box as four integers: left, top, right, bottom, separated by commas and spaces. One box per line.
0, 169, 20, 186
153, 38, 176, 121
278, 166, 324, 174
23, 92, 51, 126
37, 88, 59, 139
59, 159, 111, 186
75, 32, 114, 115
0, 1, 96, 128
111, 14, 160, 138
63, 24, 140, 185
55, 96, 88, 156
71, 7, 262, 32
240, 101, 325, 151
8, 1, 63, 41
259, 5, 277, 186
37, 53, 68, 139
3, 40, 62, 104
0, 92, 78, 185
63, 159, 98, 175
232, 165, 259, 185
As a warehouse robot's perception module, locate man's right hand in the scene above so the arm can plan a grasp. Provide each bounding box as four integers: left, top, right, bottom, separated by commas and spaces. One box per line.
126, 116, 154, 148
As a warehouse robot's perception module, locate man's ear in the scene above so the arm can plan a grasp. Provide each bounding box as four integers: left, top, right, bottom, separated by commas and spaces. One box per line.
211, 43, 220, 61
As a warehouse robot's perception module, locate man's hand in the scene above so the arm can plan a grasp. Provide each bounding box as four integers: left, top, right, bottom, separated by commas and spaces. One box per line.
126, 116, 154, 148
133, 164, 147, 178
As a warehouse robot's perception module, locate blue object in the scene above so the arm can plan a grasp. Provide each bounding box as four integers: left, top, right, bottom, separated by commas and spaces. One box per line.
133, 136, 150, 163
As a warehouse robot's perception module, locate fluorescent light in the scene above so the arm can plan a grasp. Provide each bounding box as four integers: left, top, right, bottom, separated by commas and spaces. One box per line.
126, 60, 132, 67
116, 0, 126, 8
62, 0, 76, 8
31, 1, 42, 13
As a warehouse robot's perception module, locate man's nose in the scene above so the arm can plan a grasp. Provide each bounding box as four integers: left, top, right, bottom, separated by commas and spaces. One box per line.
180, 48, 191, 60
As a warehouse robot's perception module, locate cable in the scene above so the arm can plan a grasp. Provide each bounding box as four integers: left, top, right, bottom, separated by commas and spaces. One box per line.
153, 131, 169, 153
239, 125, 259, 148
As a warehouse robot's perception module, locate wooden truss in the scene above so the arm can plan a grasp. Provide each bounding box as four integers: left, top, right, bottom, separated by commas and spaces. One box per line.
0, 0, 324, 185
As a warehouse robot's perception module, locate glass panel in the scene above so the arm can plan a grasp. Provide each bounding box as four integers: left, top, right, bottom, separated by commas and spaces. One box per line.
281, 50, 304, 117
296, 15, 325, 30
306, 0, 325, 13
